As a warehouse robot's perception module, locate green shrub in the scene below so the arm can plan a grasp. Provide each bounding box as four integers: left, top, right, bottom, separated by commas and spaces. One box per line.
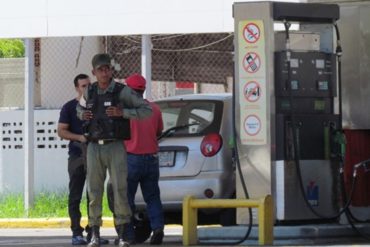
0, 191, 113, 218
0, 39, 25, 58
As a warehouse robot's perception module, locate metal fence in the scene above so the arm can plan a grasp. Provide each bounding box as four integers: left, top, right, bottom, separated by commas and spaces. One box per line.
0, 33, 234, 109
0, 34, 235, 193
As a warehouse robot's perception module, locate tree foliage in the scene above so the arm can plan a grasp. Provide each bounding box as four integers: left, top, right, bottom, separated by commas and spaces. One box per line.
0, 39, 25, 58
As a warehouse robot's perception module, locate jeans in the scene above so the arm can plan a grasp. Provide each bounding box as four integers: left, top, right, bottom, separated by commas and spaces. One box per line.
68, 155, 87, 237
127, 153, 164, 231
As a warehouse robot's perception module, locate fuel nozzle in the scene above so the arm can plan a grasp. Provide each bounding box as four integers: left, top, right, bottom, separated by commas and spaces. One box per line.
353, 159, 370, 176
327, 122, 346, 163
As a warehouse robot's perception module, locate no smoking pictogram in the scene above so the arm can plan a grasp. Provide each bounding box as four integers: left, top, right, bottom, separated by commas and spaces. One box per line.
244, 115, 261, 136
243, 23, 260, 44
243, 52, 261, 73
244, 81, 261, 102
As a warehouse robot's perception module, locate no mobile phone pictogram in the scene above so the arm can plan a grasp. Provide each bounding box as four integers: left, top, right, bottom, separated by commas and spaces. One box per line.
243, 52, 261, 73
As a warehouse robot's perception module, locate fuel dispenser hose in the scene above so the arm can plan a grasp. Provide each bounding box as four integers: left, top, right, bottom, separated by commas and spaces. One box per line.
199, 61, 254, 246
334, 23, 370, 239
341, 163, 370, 241
283, 20, 370, 239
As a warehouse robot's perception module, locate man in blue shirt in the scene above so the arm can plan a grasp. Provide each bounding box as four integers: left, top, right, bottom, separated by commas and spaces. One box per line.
57, 74, 109, 245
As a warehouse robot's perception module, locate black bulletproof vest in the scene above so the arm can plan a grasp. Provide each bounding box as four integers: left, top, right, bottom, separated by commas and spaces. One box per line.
84, 82, 130, 141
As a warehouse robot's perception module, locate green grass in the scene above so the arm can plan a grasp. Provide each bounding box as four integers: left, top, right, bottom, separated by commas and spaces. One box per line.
0, 191, 113, 218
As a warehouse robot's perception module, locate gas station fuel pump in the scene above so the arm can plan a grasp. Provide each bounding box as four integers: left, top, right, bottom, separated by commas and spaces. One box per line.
274, 40, 341, 221
233, 2, 343, 223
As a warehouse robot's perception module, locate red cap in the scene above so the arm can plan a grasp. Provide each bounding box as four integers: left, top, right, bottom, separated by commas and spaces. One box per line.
126, 74, 146, 91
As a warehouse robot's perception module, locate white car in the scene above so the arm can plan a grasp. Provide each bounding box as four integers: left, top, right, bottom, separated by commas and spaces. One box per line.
108, 93, 236, 241
145, 93, 235, 224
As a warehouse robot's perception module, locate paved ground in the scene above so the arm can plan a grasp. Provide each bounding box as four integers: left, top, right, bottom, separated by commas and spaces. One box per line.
0, 228, 237, 247
0, 218, 369, 246
0, 225, 369, 246
0, 227, 183, 247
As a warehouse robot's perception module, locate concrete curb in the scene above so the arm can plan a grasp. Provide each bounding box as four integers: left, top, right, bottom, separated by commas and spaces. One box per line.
0, 217, 114, 228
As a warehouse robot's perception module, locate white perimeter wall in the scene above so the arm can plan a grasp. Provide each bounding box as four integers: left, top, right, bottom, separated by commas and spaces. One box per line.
0, 110, 68, 193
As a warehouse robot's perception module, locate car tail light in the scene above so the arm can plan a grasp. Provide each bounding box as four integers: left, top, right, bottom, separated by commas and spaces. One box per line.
200, 133, 223, 157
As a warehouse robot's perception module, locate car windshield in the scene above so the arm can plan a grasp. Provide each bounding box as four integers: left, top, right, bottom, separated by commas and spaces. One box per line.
156, 99, 223, 137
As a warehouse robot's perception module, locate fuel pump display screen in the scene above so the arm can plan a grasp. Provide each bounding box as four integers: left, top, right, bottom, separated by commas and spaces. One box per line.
290, 58, 299, 68
276, 97, 332, 114
315, 59, 325, 69
314, 100, 325, 111
274, 51, 336, 97
318, 80, 329, 90
275, 51, 336, 115
291, 80, 299, 90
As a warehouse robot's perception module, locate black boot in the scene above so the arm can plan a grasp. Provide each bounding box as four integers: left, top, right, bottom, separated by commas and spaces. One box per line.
150, 228, 164, 245
86, 225, 109, 245
117, 224, 130, 247
87, 226, 100, 247
114, 224, 120, 245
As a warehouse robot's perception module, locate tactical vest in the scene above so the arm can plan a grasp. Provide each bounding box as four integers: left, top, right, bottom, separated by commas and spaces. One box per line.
84, 82, 130, 141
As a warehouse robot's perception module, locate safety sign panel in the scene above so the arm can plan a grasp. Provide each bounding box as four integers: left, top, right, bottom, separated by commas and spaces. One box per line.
243, 115, 261, 136
244, 81, 261, 102
238, 19, 266, 145
243, 52, 260, 73
243, 23, 260, 44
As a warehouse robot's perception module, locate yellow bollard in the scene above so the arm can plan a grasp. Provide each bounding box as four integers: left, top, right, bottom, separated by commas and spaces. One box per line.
182, 195, 198, 245
182, 195, 274, 246
258, 195, 273, 245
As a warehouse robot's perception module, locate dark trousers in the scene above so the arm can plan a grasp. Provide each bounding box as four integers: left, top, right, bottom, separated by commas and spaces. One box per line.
127, 153, 164, 231
68, 155, 87, 237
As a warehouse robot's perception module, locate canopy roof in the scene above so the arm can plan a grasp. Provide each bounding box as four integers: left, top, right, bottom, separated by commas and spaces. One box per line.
0, 0, 300, 38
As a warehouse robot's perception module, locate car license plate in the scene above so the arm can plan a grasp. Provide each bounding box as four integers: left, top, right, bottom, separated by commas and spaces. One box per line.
159, 151, 175, 167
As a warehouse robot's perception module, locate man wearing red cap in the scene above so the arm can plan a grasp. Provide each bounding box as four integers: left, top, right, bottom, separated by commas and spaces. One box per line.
124, 73, 165, 245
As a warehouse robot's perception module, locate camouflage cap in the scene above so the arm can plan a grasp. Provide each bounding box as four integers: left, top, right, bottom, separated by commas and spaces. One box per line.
91, 53, 111, 69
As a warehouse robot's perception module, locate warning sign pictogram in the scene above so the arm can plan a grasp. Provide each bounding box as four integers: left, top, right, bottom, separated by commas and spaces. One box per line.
243, 114, 261, 136
243, 23, 260, 44
243, 52, 261, 73
244, 81, 261, 102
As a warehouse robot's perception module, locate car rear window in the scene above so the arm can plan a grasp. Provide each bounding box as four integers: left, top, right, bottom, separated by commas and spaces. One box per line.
156, 100, 223, 136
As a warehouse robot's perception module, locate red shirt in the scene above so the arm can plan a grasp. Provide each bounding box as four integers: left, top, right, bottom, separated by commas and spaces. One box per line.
124, 100, 163, 154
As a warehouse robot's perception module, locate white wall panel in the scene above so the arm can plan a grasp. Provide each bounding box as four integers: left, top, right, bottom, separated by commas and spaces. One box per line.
0, 110, 69, 193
